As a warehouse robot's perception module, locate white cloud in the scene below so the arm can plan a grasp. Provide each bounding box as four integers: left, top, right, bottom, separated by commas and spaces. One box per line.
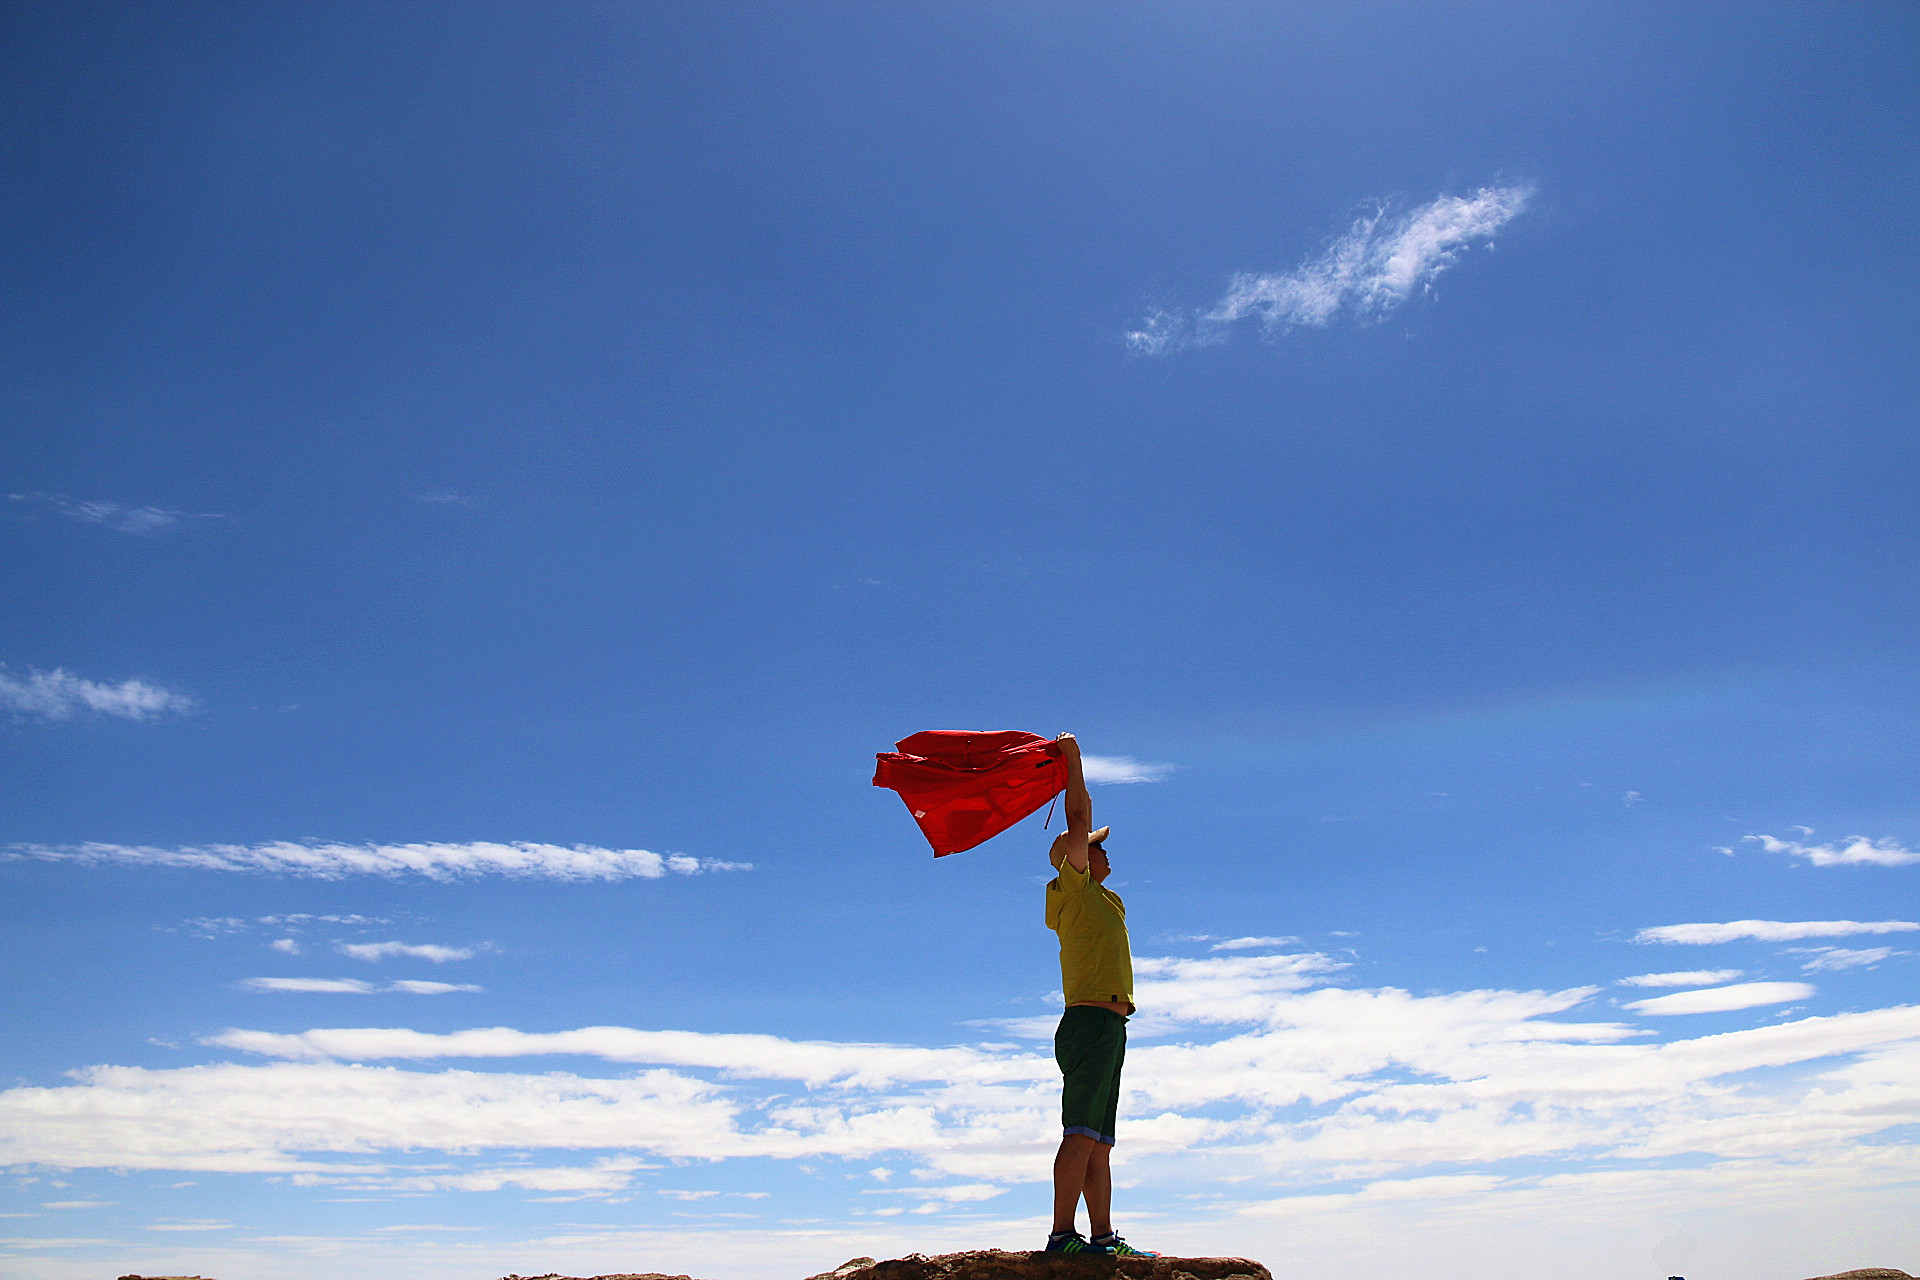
39, 1200, 114, 1208
1127, 185, 1532, 353
270, 938, 301, 954
1079, 755, 1175, 784
4, 993, 1913, 1204
1633, 919, 1920, 944
5, 492, 222, 534
863, 1183, 1004, 1202
144, 1219, 235, 1231
1617, 970, 1744, 988
1746, 833, 1920, 867
1623, 982, 1816, 1016
1793, 947, 1902, 973
0, 667, 196, 721
8, 840, 750, 881
337, 942, 475, 963
240, 978, 481, 995
4, 956, 1920, 1271
1210, 936, 1303, 951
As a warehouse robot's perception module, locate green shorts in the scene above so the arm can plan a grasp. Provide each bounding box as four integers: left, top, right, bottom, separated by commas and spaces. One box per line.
1055, 1005, 1127, 1146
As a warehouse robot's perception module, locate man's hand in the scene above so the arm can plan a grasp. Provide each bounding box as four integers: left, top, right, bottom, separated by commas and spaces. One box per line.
1055, 732, 1081, 758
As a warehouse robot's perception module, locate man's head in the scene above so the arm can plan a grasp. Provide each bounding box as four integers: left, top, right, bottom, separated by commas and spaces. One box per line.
1088, 836, 1110, 882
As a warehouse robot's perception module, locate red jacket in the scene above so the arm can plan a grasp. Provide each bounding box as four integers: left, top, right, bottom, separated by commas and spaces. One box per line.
873, 730, 1067, 856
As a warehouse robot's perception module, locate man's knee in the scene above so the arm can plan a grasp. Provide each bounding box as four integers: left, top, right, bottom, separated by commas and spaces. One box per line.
1056, 1131, 1102, 1157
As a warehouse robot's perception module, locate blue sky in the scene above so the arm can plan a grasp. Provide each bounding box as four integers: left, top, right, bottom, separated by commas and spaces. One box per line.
3, 3, 1918, 1278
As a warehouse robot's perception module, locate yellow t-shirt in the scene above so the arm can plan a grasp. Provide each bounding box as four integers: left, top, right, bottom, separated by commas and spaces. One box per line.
1045, 858, 1134, 1008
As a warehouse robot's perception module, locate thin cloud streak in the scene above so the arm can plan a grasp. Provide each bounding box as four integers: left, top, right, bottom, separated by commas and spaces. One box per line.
1127, 185, 1532, 354
0, 668, 196, 721
5, 492, 223, 534
1623, 982, 1815, 1016
6, 840, 751, 882
238, 978, 482, 995
1617, 970, 1744, 988
1080, 755, 1176, 784
1794, 947, 1902, 973
336, 942, 475, 963
1633, 920, 1920, 945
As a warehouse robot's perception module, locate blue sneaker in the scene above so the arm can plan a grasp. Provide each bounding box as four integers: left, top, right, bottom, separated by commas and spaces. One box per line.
1044, 1230, 1112, 1254
1089, 1233, 1159, 1256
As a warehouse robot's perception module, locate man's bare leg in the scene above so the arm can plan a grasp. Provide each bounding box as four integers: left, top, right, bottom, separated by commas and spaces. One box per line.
1050, 1133, 1100, 1235
1082, 1140, 1113, 1239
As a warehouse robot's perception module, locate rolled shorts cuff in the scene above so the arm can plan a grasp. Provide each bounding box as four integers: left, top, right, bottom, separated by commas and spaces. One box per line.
1063, 1124, 1115, 1146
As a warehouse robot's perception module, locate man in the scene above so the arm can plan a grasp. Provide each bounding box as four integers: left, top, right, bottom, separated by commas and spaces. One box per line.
1041, 732, 1156, 1257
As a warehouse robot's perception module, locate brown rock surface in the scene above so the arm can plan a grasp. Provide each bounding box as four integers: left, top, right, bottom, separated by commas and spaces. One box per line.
1802, 1272, 1913, 1280
803, 1251, 1271, 1280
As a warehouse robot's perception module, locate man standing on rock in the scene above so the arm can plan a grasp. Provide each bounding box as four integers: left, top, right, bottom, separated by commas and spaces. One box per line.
1042, 733, 1157, 1257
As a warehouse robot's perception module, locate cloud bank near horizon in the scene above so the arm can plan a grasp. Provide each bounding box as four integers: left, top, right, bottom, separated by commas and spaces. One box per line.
5, 841, 750, 882
1127, 185, 1532, 354
3, 972, 1913, 1209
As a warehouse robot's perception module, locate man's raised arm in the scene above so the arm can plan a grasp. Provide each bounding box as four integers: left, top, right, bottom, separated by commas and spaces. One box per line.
1053, 732, 1094, 873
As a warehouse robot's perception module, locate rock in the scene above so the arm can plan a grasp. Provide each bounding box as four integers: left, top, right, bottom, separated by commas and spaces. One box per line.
801, 1250, 1271, 1280
1802, 1272, 1913, 1280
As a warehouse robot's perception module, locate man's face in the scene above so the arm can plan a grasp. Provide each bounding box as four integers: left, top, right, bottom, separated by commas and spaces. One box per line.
1089, 844, 1110, 882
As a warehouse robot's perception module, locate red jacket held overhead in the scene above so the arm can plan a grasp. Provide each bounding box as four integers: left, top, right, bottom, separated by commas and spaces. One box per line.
873, 730, 1067, 856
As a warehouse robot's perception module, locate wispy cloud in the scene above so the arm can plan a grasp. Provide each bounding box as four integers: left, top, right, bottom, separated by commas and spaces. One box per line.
179, 913, 394, 937
238, 977, 481, 994
240, 978, 378, 994
1745, 833, 1919, 868
9, 840, 750, 882
1080, 755, 1176, 784
336, 941, 476, 963
6, 492, 223, 534
1617, 970, 1744, 988
1623, 982, 1815, 1016
1127, 185, 1532, 354
1791, 947, 1904, 973
0, 667, 196, 722
1633, 919, 1920, 945
1210, 936, 1302, 952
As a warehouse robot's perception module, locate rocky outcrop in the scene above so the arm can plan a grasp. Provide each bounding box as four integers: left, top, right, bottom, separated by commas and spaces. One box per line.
802, 1251, 1271, 1280
1802, 1272, 1912, 1280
